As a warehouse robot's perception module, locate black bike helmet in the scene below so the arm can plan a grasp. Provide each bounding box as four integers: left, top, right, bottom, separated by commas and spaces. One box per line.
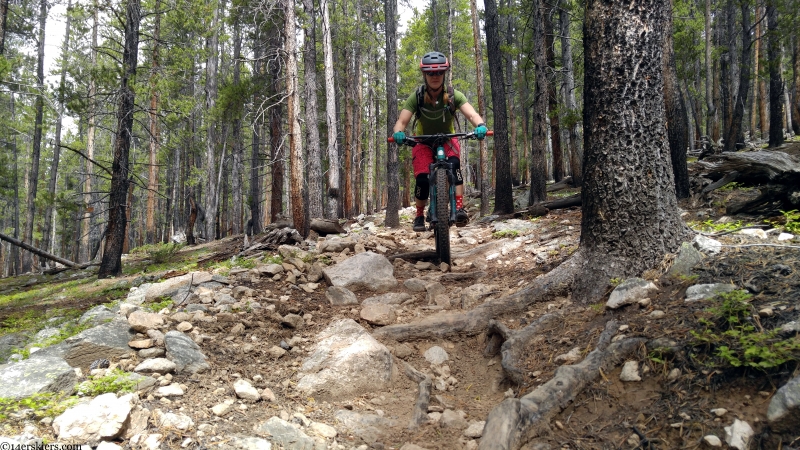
419, 51, 451, 73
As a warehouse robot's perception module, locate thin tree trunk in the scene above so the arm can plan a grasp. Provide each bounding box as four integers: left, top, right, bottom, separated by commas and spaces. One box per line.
704, 0, 718, 140
560, 4, 581, 187
719, 0, 733, 143
323, 0, 341, 220
269, 28, 284, 223
530, 0, 548, 205
203, 0, 223, 240
145, 0, 161, 243
81, 3, 99, 263
10, 93, 20, 274
22, 0, 48, 272
758, 5, 769, 138
792, 33, 800, 135
767, 1, 783, 147
544, 6, 563, 183
751, 5, 761, 138
285, 0, 306, 237
98, 0, 140, 278
663, 0, 690, 198
724, 0, 752, 153
0, 0, 8, 54
249, 41, 263, 235
230, 16, 243, 235
302, 0, 323, 221
469, 0, 489, 216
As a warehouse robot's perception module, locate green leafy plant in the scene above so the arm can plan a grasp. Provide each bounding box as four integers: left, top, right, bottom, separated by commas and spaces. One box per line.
610, 277, 624, 287
77, 369, 139, 396
0, 393, 79, 421
690, 290, 800, 371
492, 230, 519, 239
688, 219, 751, 233
775, 210, 800, 234
144, 297, 173, 312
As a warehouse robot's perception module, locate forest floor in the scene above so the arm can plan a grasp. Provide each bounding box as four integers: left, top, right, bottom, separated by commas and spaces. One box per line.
1, 141, 800, 450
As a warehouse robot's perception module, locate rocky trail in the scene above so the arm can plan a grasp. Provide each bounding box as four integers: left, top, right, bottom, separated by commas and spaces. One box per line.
1, 194, 800, 450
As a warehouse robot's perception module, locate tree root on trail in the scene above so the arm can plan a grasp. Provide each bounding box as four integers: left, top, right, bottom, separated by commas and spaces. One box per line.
373, 250, 583, 342
397, 357, 432, 429
485, 313, 563, 386
478, 320, 646, 450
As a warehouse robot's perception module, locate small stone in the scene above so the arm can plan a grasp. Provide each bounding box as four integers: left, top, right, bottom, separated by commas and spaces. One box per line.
128, 339, 155, 349
667, 368, 681, 381
638, 298, 651, 307
423, 346, 449, 365
724, 419, 754, 450
711, 408, 727, 417
463, 421, 485, 438
233, 379, 260, 402
703, 435, 722, 447
440, 409, 468, 429
154, 384, 184, 397
268, 345, 287, 358
554, 420, 564, 430
260, 388, 277, 402
649, 310, 666, 319
627, 434, 640, 446
554, 347, 582, 364
134, 358, 177, 374
360, 304, 397, 326
211, 399, 235, 416
176, 322, 193, 332
281, 313, 304, 329
620, 361, 641, 382
309, 422, 337, 438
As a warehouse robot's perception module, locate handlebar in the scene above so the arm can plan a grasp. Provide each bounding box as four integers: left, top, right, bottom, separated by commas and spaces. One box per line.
388, 130, 494, 144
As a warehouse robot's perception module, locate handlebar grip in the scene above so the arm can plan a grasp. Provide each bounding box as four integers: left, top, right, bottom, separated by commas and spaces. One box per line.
486, 130, 494, 136
387, 137, 395, 143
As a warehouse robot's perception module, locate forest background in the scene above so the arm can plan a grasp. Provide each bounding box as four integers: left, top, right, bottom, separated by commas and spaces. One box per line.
0, 0, 799, 278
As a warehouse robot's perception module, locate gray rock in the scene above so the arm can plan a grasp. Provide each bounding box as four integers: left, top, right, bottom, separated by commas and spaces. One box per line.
134, 358, 177, 374
323, 252, 397, 292
259, 264, 284, 276
403, 278, 430, 292
318, 237, 356, 253
165, 330, 210, 373
333, 409, 396, 445
424, 346, 449, 365
461, 284, 497, 309
33, 327, 61, 343
684, 283, 738, 302
307, 263, 324, 283
215, 293, 236, 305
360, 304, 397, 326
297, 319, 393, 399
232, 286, 255, 299
0, 333, 27, 362
59, 318, 136, 369
281, 314, 305, 329
143, 272, 213, 301
665, 241, 704, 278
52, 393, 134, 445
693, 234, 722, 254
619, 361, 641, 382
492, 219, 538, 235
606, 278, 658, 309
79, 306, 118, 326
425, 282, 447, 305
152, 409, 194, 431
463, 420, 485, 438
216, 436, 274, 450
724, 419, 754, 450
440, 409, 468, 429
253, 416, 314, 450
234, 379, 261, 402
128, 311, 164, 333
325, 286, 359, 306
768, 374, 800, 432
185, 304, 208, 313
0, 356, 78, 399
362, 292, 411, 306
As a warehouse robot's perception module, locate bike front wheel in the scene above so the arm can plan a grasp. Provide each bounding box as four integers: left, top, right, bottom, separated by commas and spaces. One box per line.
433, 168, 451, 266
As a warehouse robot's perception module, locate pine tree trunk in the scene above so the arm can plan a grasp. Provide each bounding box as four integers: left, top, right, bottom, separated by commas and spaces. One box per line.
704, 0, 718, 140
302, 0, 323, 221
98, 0, 140, 278
285, 0, 306, 237
723, 1, 752, 153
269, 28, 284, 223
249, 41, 263, 235
663, 0, 690, 198
560, 4, 582, 187
751, 6, 761, 138
792, 33, 800, 135
529, 0, 548, 205
575, 0, 686, 303
10, 94, 20, 274
767, 1, 783, 147
469, 0, 489, 216
385, 0, 400, 227
758, 5, 769, 138
323, 0, 341, 220
0, 0, 8, 54
203, 0, 223, 240
544, 6, 563, 183
146, 0, 160, 243
81, 3, 99, 263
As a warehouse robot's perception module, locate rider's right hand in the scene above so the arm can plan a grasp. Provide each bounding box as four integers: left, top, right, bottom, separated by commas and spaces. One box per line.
393, 131, 406, 145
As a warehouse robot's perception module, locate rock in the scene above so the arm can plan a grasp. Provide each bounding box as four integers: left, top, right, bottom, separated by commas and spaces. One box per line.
0, 356, 78, 399
216, 436, 273, 450
318, 237, 356, 253
260, 388, 277, 402
232, 286, 255, 299
143, 272, 213, 301
128, 311, 164, 333
767, 373, 800, 432
215, 293, 236, 305
463, 420, 485, 438
79, 305, 118, 326
702, 435, 722, 447
96, 442, 123, 450
142, 433, 164, 450
400, 444, 430, 450
393, 343, 414, 359
360, 304, 397, 326
165, 330, 209, 373
134, 358, 177, 374
724, 419, 754, 450
693, 234, 722, 254
268, 346, 287, 358
778, 233, 795, 241
362, 292, 412, 306
49, 318, 135, 369
711, 408, 727, 417
685, 283, 738, 302
176, 321, 193, 332
425, 282, 446, 305
128, 339, 154, 349
259, 264, 284, 276
325, 286, 360, 306
404, 278, 431, 292
440, 409, 468, 429
212, 399, 236, 416
322, 252, 398, 292
52, 393, 134, 445
297, 319, 393, 399
461, 284, 496, 309
253, 416, 314, 450
423, 346, 449, 365
667, 368, 681, 381
234, 379, 260, 402
309, 422, 337, 438
606, 278, 658, 309
0, 332, 27, 362
154, 384, 184, 397
152, 409, 194, 431
333, 409, 396, 445
648, 310, 666, 319
281, 313, 304, 329
554, 347, 582, 364
139, 347, 165, 359
738, 228, 767, 239
493, 219, 538, 235
665, 241, 703, 278
620, 361, 641, 381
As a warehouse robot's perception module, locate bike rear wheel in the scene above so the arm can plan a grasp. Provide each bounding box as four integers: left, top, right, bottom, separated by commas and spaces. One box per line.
433, 168, 451, 266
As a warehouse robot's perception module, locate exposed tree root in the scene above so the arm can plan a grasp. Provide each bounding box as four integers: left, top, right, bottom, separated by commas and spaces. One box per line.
478, 320, 646, 450
397, 358, 432, 429
485, 313, 563, 386
373, 250, 583, 342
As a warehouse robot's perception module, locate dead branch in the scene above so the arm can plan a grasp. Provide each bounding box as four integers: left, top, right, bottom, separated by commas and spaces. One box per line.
486, 313, 564, 386
309, 218, 346, 235
397, 358, 432, 429
0, 232, 85, 269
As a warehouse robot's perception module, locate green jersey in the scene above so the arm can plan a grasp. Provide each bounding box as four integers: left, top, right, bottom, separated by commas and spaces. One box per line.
402, 88, 467, 135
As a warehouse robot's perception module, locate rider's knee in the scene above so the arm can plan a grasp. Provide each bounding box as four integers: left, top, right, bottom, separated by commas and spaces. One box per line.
448, 156, 464, 186
415, 174, 429, 200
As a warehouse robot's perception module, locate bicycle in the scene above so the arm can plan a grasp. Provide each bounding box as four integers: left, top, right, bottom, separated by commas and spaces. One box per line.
388, 131, 493, 266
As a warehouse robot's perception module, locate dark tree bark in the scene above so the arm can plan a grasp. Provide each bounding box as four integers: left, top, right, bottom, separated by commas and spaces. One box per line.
249, 40, 263, 235
529, 0, 548, 205
544, 5, 563, 182
723, 0, 752, 153
302, 0, 324, 221
269, 30, 284, 223
767, 2, 784, 147
385, 0, 400, 227
0, 0, 7, 54
575, 0, 687, 303
560, 4, 582, 188
793, 33, 800, 135
484, 0, 513, 214
98, 0, 140, 278
230, 14, 243, 235
663, 0, 690, 198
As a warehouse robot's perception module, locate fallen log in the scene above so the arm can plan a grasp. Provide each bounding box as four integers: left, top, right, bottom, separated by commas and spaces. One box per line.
546, 176, 574, 192
309, 218, 346, 236
479, 320, 646, 450
695, 150, 800, 185
0, 232, 84, 269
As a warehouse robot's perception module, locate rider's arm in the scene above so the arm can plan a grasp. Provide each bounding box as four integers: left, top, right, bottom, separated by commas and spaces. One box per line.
459, 102, 485, 128
393, 109, 414, 133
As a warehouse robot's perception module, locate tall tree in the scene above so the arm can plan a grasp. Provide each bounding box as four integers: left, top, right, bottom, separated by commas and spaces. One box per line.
544, 5, 564, 182
323, 0, 341, 220
792, 33, 800, 135
560, 2, 582, 187
704, 0, 719, 141
230, 12, 243, 235
21, 0, 47, 272
574, 0, 687, 303
469, 0, 489, 216
663, 0, 689, 198
249, 40, 263, 235
529, 0, 548, 205
484, 0, 513, 214
203, 0, 223, 239
98, 0, 141, 277
146, 0, 161, 243
302, 0, 323, 220
385, 0, 400, 227
723, 0, 752, 153
285, 0, 306, 236
0, 0, 7, 54
767, 0, 783, 147
268, 26, 284, 223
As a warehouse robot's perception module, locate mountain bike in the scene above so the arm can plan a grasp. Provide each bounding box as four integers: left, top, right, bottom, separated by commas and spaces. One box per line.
388, 131, 493, 266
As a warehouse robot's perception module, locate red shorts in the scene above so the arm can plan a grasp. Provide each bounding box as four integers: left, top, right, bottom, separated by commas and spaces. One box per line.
412, 138, 461, 177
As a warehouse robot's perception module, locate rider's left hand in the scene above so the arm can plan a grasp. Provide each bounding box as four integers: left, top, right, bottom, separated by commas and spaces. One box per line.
474, 124, 487, 140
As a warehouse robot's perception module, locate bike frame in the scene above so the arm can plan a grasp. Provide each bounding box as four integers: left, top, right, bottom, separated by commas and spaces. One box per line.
428, 140, 457, 227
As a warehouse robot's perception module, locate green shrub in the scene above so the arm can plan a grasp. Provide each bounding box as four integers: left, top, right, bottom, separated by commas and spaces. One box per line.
77, 369, 140, 396
492, 230, 519, 239
0, 393, 80, 421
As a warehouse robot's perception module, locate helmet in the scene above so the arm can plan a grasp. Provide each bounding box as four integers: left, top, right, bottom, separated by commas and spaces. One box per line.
419, 51, 450, 73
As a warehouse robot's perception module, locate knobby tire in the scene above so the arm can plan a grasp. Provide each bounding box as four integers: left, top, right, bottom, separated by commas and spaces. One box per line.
434, 168, 451, 266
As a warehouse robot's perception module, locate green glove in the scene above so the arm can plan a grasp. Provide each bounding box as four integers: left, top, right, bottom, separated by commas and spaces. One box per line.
393, 131, 406, 145
474, 124, 487, 140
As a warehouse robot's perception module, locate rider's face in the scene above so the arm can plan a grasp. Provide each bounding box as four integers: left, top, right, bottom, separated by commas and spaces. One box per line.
426, 72, 444, 90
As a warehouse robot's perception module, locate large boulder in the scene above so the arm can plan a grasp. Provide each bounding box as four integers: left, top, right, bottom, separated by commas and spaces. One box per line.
297, 319, 394, 399
143, 272, 213, 302
253, 417, 314, 449
0, 355, 78, 399
165, 330, 210, 373
606, 278, 658, 309
768, 374, 800, 432
322, 252, 397, 292
61, 318, 136, 369
52, 393, 135, 445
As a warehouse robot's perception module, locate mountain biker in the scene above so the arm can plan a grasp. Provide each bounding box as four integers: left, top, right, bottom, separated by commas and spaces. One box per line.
392, 51, 488, 232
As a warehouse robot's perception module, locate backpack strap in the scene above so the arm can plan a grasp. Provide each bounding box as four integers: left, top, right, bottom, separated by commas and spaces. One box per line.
413, 84, 461, 131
